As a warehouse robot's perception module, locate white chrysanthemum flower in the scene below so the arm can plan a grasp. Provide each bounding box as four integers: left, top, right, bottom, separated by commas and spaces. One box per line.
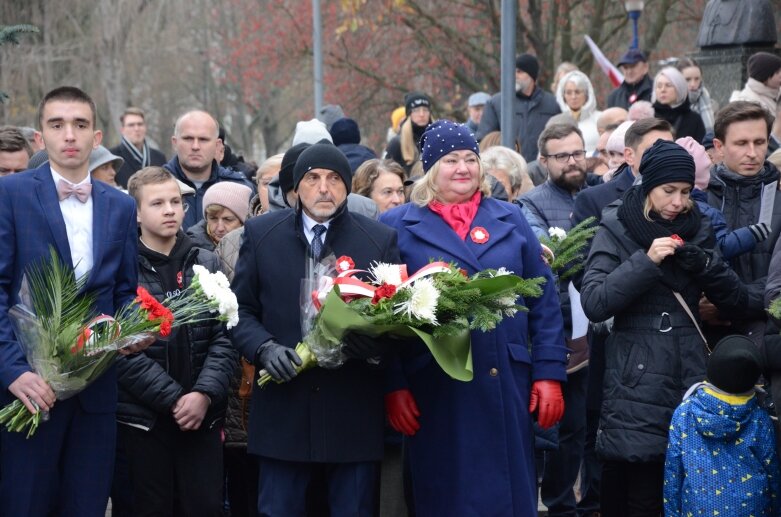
496, 294, 518, 308
370, 262, 404, 286
548, 227, 567, 241
394, 277, 439, 324
494, 267, 513, 277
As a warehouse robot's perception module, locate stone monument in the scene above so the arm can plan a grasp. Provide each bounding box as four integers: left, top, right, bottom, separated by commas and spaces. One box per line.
690, 0, 778, 108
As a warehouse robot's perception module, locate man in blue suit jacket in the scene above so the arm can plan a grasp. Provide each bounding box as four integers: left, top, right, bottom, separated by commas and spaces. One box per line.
0, 86, 150, 516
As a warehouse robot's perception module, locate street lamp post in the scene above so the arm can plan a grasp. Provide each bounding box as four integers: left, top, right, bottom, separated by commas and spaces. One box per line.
624, 1, 644, 50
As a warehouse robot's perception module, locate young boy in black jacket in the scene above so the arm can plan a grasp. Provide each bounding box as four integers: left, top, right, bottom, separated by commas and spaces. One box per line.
116, 166, 237, 516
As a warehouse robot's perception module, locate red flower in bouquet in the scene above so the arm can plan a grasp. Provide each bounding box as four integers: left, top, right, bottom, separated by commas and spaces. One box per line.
371, 283, 397, 305
159, 319, 173, 337
135, 286, 157, 311
336, 255, 355, 272
134, 286, 174, 336
71, 328, 92, 355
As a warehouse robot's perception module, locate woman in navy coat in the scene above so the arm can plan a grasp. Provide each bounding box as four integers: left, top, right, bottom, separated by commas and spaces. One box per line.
379, 120, 568, 516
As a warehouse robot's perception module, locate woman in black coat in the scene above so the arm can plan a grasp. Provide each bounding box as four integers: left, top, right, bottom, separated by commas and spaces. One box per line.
652, 66, 706, 142
581, 140, 747, 517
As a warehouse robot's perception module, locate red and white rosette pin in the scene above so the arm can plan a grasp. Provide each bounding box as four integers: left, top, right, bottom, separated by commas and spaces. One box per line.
335, 255, 355, 273
470, 226, 489, 244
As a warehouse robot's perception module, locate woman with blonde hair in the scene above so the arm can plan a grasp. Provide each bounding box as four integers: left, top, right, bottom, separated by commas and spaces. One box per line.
385, 92, 433, 176
581, 140, 746, 516
380, 120, 567, 515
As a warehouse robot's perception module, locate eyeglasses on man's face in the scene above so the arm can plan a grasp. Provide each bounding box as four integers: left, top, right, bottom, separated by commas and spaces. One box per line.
543, 150, 587, 164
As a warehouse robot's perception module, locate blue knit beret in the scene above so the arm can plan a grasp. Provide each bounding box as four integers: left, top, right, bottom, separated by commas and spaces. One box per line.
419, 120, 480, 173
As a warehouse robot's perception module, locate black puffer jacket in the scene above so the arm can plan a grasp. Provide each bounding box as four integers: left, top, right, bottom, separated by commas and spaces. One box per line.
581, 203, 747, 463
117, 240, 238, 431
707, 162, 781, 324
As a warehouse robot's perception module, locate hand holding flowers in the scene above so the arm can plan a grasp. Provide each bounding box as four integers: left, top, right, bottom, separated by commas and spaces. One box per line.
257, 256, 545, 387
0, 249, 239, 437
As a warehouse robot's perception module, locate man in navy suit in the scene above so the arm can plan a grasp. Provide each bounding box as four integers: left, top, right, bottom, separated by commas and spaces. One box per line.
0, 86, 151, 515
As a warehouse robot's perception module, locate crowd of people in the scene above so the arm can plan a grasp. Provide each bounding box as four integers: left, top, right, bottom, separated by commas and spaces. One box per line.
2, 46, 781, 517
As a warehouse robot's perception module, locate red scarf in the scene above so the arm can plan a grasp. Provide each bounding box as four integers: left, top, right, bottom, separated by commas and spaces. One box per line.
428, 191, 482, 240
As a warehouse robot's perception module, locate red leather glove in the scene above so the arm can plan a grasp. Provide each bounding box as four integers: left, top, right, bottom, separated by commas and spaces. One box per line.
385, 389, 420, 436
529, 380, 564, 429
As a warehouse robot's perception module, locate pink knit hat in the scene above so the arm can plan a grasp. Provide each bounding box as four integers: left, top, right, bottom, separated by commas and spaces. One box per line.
202, 182, 253, 223
675, 137, 711, 190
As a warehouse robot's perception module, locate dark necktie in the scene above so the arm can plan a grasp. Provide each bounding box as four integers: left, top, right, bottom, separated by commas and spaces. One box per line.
311, 224, 326, 259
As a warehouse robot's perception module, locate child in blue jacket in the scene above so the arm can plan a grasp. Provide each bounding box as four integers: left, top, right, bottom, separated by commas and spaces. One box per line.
664, 335, 781, 517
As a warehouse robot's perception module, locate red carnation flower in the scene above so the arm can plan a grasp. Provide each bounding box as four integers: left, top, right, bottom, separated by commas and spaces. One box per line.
159, 319, 172, 337
371, 283, 397, 305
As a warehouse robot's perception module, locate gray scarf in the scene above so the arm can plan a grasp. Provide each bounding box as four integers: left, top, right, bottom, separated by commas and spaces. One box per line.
121, 135, 150, 167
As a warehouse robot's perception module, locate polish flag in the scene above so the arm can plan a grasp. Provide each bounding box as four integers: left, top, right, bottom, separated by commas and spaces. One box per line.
585, 35, 624, 87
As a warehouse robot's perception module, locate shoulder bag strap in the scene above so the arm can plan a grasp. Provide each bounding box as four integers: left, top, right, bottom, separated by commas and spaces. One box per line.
672, 290, 712, 354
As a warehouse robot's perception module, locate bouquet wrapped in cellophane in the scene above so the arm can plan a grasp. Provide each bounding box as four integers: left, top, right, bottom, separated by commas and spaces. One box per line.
0, 249, 239, 437
258, 254, 545, 387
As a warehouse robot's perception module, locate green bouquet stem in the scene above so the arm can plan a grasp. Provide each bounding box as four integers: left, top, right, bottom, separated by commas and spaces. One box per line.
257, 342, 317, 388
0, 399, 41, 438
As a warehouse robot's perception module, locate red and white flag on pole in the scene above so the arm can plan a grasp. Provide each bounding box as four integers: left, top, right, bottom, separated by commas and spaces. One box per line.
585, 35, 624, 87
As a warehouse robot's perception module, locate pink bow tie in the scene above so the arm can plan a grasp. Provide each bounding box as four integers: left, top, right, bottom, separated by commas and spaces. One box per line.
57, 179, 92, 203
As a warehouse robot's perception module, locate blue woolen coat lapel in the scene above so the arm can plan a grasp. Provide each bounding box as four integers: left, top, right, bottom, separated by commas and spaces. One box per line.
32, 166, 73, 269
87, 180, 109, 288
401, 203, 483, 272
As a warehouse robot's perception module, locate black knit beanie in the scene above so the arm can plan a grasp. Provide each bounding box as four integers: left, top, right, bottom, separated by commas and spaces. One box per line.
707, 335, 762, 394
639, 140, 694, 196
515, 54, 540, 81
404, 92, 431, 115
748, 52, 781, 83
279, 143, 311, 202
293, 142, 352, 193
329, 118, 361, 146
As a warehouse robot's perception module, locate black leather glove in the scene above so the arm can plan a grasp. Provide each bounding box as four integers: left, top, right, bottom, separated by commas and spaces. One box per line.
342, 332, 394, 360
255, 340, 302, 382
675, 244, 710, 272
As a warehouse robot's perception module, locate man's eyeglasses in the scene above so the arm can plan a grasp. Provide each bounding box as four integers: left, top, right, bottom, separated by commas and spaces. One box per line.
543, 150, 587, 164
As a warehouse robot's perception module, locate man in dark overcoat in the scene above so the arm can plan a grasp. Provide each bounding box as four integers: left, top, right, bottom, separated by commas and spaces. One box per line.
230, 142, 400, 516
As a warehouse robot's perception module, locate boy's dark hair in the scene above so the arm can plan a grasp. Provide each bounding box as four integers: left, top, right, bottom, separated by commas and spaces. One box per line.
37, 86, 97, 129
624, 118, 674, 151
0, 126, 33, 157
714, 101, 773, 142
127, 166, 179, 205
